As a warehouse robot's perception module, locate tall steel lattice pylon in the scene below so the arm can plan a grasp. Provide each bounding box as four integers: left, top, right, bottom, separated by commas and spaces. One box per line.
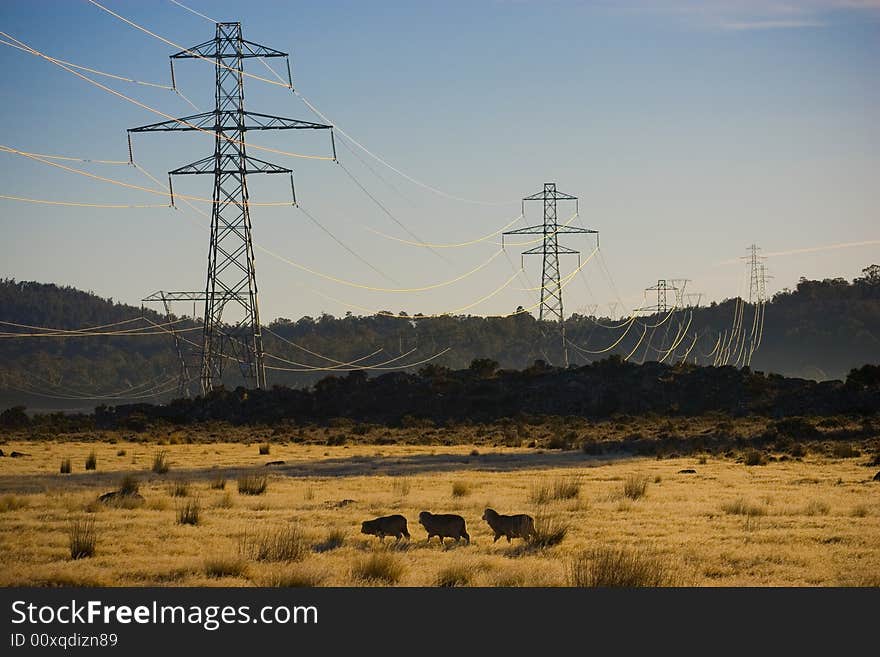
645, 279, 678, 313
745, 244, 766, 303
503, 183, 598, 366
129, 22, 334, 395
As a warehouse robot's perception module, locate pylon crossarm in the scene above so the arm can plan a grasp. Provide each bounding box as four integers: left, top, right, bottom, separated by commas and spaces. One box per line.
241, 111, 331, 131
553, 226, 598, 235
129, 111, 330, 133
170, 154, 292, 175
523, 190, 577, 201
128, 111, 215, 132
503, 224, 546, 235
172, 37, 288, 60
522, 245, 580, 255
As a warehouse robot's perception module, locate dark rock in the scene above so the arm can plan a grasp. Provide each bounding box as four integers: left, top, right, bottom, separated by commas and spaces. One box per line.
265, 460, 285, 466
0, 449, 4, 457
9, 451, 28, 458
99, 490, 145, 504
873, 471, 880, 482
678, 469, 697, 474
325, 499, 356, 508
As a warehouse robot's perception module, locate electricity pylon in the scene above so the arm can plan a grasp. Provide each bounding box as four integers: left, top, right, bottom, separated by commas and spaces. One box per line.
142, 290, 247, 398
503, 183, 598, 367
684, 292, 703, 308
645, 279, 678, 313
744, 244, 766, 303
759, 263, 772, 300
129, 22, 334, 395
669, 278, 690, 308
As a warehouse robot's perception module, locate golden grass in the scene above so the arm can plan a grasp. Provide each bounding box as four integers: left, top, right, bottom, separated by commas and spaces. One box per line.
68, 518, 96, 560
0, 437, 878, 586
567, 547, 675, 587
237, 474, 267, 496
530, 476, 580, 504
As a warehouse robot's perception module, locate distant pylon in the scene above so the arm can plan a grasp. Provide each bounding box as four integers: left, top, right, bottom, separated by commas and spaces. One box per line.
759, 262, 772, 301
645, 279, 678, 313
669, 278, 690, 308
745, 244, 766, 303
503, 183, 598, 366
129, 22, 334, 395
684, 292, 703, 308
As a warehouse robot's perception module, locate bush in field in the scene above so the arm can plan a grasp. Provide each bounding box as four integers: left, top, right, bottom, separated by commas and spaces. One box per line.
567, 547, 675, 587
239, 524, 308, 562
530, 477, 579, 504
176, 499, 200, 525
68, 519, 97, 560
152, 450, 170, 474
352, 553, 405, 584
238, 474, 267, 495
623, 474, 649, 500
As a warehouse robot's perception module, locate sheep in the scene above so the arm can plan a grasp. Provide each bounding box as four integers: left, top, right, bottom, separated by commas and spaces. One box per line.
482, 508, 535, 543
418, 511, 470, 545
361, 514, 410, 542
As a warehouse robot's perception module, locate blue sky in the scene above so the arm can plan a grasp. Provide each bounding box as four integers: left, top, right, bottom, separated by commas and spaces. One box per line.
0, 0, 878, 322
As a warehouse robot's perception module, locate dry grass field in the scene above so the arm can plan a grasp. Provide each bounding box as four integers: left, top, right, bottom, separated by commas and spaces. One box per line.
1, 425, 878, 587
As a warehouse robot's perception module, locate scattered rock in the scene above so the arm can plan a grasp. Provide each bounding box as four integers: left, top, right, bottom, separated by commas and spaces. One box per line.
265, 460, 285, 466
325, 499, 356, 508
873, 471, 880, 482
99, 490, 145, 504
9, 451, 29, 458
677, 469, 697, 474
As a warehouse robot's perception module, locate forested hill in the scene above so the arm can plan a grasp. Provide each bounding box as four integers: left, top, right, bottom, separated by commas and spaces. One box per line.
0, 266, 878, 409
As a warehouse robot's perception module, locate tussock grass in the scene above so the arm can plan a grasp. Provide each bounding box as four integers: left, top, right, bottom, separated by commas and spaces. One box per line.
490, 570, 528, 587
116, 449, 126, 457
213, 492, 234, 509
851, 504, 869, 518
169, 481, 190, 498
352, 553, 405, 584
743, 449, 768, 466
238, 474, 268, 495
314, 528, 346, 553
721, 498, 767, 517
0, 494, 28, 512
567, 547, 675, 587
263, 568, 324, 588
529, 514, 569, 548
204, 557, 247, 579
434, 562, 474, 587
209, 474, 226, 490
530, 477, 580, 504
239, 524, 308, 562
623, 474, 649, 500
85, 451, 97, 470
391, 478, 411, 497
176, 499, 201, 525
803, 500, 830, 516
259, 443, 271, 455
152, 450, 170, 474
118, 475, 139, 496
60, 458, 71, 474
451, 481, 471, 498
68, 518, 97, 560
